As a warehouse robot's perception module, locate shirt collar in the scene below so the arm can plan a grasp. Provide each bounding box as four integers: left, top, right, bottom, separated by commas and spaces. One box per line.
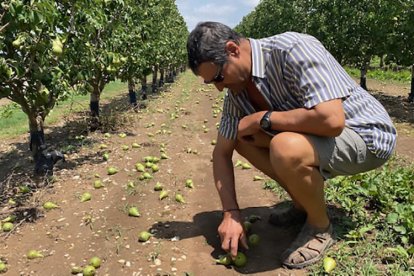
249, 38, 265, 79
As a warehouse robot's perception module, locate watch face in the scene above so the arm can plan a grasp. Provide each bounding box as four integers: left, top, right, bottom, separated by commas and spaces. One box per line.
260, 118, 270, 129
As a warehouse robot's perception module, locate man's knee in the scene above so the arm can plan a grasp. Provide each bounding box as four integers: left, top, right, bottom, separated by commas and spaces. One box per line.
269, 132, 316, 169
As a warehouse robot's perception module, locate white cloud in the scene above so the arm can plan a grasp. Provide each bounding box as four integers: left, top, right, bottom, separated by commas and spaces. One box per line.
176, 0, 259, 31
242, 0, 260, 8
195, 4, 237, 16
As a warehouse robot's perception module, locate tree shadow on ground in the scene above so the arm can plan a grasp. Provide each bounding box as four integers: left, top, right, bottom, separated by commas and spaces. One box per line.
370, 90, 414, 126
0, 81, 173, 204
150, 202, 355, 274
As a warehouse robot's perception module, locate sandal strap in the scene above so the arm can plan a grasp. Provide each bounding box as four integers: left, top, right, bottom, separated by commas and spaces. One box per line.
281, 223, 335, 269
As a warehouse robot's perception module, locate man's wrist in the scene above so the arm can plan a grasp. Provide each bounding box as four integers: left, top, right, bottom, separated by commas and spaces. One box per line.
222, 208, 240, 213
259, 111, 273, 131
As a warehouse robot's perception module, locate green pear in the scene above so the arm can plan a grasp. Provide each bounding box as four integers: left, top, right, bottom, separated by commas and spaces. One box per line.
253, 175, 264, 181
107, 167, 118, 175
248, 234, 260, 247
175, 193, 185, 203
241, 163, 251, 169
151, 164, 159, 172
121, 145, 129, 151
0, 261, 7, 273
233, 252, 247, 267
138, 231, 152, 242
89, 256, 102, 268
185, 179, 194, 188
128, 207, 140, 217
135, 163, 145, 172
126, 181, 135, 188
99, 143, 108, 149
159, 190, 168, 200
52, 38, 63, 56
215, 254, 231, 265
43, 201, 59, 210
323, 257, 337, 273
143, 172, 152, 179
1, 215, 16, 223
80, 192, 92, 202
154, 182, 163, 191
12, 37, 23, 48
27, 250, 44, 259
71, 266, 82, 274
82, 265, 96, 276
102, 152, 109, 161
243, 221, 252, 233
2, 222, 13, 232
234, 160, 243, 167
93, 180, 104, 189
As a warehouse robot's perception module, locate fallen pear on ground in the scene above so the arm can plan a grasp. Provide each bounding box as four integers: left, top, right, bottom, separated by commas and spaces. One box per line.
138, 231, 152, 242
323, 256, 337, 273
27, 250, 43, 259
89, 256, 102, 268
80, 192, 92, 202
43, 201, 59, 210
128, 207, 140, 217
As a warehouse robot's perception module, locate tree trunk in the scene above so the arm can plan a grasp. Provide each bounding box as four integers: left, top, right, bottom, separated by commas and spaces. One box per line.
29, 112, 46, 161
360, 63, 368, 90
166, 67, 173, 83
158, 68, 164, 88
140, 76, 147, 100
152, 65, 158, 93
89, 86, 101, 131
379, 55, 384, 68
128, 78, 138, 110
408, 65, 414, 103
28, 112, 63, 175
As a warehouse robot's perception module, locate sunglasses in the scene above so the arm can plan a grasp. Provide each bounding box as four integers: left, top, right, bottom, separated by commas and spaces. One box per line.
204, 65, 224, 84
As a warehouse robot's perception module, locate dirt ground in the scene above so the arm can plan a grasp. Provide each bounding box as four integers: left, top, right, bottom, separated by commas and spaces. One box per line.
0, 74, 412, 276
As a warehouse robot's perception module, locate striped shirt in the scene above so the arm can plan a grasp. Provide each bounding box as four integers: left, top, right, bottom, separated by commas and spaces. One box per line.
219, 32, 397, 159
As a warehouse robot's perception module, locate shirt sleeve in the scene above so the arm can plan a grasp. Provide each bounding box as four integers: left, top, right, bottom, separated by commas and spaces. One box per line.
283, 38, 351, 109
218, 91, 244, 140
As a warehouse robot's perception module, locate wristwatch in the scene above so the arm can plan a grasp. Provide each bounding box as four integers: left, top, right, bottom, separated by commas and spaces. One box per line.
260, 111, 272, 131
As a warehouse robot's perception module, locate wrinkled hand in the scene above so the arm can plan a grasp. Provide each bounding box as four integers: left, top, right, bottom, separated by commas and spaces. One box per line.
237, 113, 262, 142
218, 211, 249, 258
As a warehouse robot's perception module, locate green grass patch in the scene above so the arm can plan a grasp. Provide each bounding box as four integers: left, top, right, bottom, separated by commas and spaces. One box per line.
0, 81, 127, 139
263, 157, 414, 274
345, 66, 412, 84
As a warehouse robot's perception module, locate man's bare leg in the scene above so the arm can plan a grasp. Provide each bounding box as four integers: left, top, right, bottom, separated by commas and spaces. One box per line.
234, 131, 304, 211
235, 131, 329, 229
268, 132, 329, 229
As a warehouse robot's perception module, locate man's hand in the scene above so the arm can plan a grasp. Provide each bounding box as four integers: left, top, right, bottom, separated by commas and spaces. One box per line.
237, 112, 264, 142
218, 210, 249, 258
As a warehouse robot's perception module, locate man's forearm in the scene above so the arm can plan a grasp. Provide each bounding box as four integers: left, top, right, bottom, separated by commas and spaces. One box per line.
213, 152, 239, 210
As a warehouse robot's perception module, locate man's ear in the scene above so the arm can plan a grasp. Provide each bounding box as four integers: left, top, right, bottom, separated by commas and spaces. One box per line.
225, 41, 240, 57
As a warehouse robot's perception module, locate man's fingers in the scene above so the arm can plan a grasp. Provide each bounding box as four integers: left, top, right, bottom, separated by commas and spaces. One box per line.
221, 237, 230, 252
240, 232, 249, 250
230, 236, 239, 258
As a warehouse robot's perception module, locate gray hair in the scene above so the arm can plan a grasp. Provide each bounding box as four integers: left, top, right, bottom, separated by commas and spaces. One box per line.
187, 21, 244, 75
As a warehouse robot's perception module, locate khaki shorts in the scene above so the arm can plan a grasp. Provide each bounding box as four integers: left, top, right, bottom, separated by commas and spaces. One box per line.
308, 128, 388, 180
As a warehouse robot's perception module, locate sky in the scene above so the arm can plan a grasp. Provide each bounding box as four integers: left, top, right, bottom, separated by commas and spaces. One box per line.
175, 0, 260, 32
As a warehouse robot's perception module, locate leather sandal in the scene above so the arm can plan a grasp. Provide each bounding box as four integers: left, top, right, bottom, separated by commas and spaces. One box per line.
281, 223, 335, 269
268, 205, 307, 227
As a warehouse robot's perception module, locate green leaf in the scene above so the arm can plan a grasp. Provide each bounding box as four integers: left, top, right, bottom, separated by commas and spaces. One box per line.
393, 225, 407, 234
386, 212, 399, 224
